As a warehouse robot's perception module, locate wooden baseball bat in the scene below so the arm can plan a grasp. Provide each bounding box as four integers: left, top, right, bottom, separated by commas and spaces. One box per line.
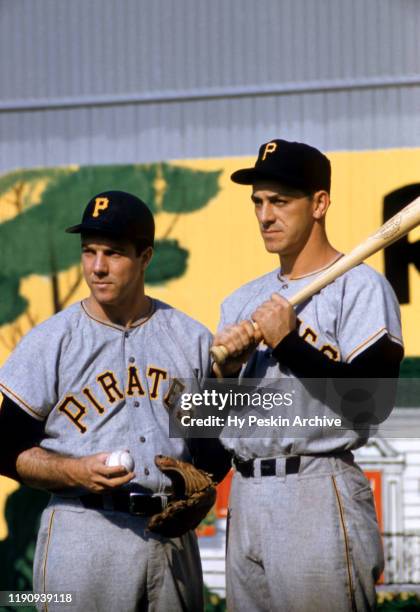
211, 196, 420, 365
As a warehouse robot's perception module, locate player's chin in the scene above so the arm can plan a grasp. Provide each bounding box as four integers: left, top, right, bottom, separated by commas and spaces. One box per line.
262, 237, 285, 253
90, 286, 118, 305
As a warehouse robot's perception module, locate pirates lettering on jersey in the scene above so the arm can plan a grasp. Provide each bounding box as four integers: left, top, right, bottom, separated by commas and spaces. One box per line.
97, 371, 124, 403
147, 366, 168, 399
57, 395, 88, 434
164, 378, 188, 422
299, 320, 340, 361
82, 387, 105, 414
320, 345, 339, 361
126, 366, 146, 396
164, 378, 186, 412
301, 325, 318, 345
58, 364, 174, 432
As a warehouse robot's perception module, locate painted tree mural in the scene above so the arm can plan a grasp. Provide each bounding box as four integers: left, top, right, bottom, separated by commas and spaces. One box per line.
0, 162, 221, 348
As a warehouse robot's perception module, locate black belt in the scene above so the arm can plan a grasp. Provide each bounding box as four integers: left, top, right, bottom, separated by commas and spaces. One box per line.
79, 491, 168, 516
234, 456, 301, 478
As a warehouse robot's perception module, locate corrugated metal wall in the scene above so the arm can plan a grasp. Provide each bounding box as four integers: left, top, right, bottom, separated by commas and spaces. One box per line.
0, 0, 419, 171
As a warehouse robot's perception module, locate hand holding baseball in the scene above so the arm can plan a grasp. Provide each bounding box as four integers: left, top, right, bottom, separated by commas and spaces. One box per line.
251, 293, 297, 348
70, 452, 135, 493
105, 449, 135, 472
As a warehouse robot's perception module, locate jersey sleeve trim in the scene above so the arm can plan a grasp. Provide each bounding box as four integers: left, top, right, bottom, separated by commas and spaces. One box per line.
0, 383, 45, 421
345, 327, 403, 363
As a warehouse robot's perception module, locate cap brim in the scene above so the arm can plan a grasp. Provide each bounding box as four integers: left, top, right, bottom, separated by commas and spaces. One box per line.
65, 222, 126, 236
230, 167, 261, 184
231, 167, 299, 186
231, 168, 310, 192
230, 168, 301, 187
65, 222, 153, 246
65, 224, 83, 233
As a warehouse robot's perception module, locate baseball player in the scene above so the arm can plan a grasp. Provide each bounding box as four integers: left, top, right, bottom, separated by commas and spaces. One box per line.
212, 140, 404, 612
0, 190, 229, 612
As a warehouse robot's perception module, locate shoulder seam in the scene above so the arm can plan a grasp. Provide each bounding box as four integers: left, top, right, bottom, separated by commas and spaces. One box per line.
0, 383, 45, 421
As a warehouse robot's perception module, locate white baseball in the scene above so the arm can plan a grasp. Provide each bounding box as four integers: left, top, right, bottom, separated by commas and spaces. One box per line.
105, 450, 135, 472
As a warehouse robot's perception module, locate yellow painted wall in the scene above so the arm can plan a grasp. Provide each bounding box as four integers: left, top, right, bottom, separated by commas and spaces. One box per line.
1, 147, 419, 538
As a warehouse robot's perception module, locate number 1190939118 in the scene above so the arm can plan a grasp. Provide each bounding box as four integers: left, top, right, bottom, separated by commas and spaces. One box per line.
0, 591, 74, 606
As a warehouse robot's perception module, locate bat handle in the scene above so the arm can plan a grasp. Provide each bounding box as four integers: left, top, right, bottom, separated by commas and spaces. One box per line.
211, 321, 261, 366
210, 345, 230, 365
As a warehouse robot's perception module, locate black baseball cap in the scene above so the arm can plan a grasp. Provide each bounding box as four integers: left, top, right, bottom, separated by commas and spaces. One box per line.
231, 139, 331, 193
65, 190, 155, 246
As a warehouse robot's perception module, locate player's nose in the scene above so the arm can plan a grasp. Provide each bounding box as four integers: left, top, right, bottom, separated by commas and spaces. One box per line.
92, 253, 109, 275
258, 201, 276, 226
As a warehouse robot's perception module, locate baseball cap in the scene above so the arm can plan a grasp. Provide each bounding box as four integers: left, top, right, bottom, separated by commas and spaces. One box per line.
231, 139, 331, 193
65, 190, 155, 246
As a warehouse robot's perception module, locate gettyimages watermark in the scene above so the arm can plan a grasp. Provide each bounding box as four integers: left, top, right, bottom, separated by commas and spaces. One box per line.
165, 377, 420, 439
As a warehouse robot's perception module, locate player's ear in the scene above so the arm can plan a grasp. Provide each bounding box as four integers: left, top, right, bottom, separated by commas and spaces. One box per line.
140, 246, 153, 271
312, 191, 330, 220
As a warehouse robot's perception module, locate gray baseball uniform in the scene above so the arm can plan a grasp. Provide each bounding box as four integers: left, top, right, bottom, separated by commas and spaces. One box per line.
0, 298, 212, 612
219, 263, 402, 612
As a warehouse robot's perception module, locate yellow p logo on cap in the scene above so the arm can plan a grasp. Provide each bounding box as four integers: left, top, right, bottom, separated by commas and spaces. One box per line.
262, 142, 277, 161
92, 197, 110, 218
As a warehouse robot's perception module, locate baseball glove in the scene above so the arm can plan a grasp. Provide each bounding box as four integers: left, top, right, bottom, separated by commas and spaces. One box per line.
147, 454, 216, 538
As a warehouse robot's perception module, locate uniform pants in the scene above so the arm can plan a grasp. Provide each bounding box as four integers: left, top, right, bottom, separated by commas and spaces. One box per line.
33, 496, 203, 612
226, 454, 383, 612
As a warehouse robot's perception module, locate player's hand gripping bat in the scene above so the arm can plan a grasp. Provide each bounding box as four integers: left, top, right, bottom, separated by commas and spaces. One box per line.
211, 196, 420, 366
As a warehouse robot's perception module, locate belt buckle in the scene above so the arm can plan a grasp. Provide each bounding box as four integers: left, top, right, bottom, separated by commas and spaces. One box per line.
128, 492, 148, 516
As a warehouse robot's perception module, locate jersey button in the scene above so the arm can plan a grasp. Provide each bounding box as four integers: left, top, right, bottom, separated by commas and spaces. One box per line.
129, 356, 135, 363
124, 332, 129, 338
144, 468, 150, 476
140, 436, 146, 443
134, 401, 140, 407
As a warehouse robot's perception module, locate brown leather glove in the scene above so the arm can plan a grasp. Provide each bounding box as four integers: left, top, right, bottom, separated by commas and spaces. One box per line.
147, 455, 216, 538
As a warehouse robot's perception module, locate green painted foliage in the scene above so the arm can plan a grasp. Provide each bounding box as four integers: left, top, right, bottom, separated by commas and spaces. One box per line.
146, 239, 188, 284
0, 165, 160, 278
0, 277, 28, 326
161, 164, 222, 213
0, 168, 69, 200
0, 487, 49, 598
0, 163, 220, 325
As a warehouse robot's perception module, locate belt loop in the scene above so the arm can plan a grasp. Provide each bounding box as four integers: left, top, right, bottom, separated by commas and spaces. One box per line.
253, 458, 262, 479
275, 457, 286, 480
159, 494, 169, 509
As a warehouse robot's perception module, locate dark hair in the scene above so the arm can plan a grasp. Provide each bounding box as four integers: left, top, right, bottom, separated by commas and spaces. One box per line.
134, 240, 152, 257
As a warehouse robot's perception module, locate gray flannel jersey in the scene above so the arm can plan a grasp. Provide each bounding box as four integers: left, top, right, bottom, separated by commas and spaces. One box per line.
218, 263, 403, 459
0, 299, 212, 493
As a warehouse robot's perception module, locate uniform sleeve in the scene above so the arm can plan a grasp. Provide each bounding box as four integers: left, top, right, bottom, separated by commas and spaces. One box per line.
337, 267, 403, 363
197, 329, 213, 384
217, 301, 228, 332
0, 324, 63, 420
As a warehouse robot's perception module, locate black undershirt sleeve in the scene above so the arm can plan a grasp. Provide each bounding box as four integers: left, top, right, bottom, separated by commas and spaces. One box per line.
0, 394, 44, 481
272, 331, 403, 426
272, 331, 403, 378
